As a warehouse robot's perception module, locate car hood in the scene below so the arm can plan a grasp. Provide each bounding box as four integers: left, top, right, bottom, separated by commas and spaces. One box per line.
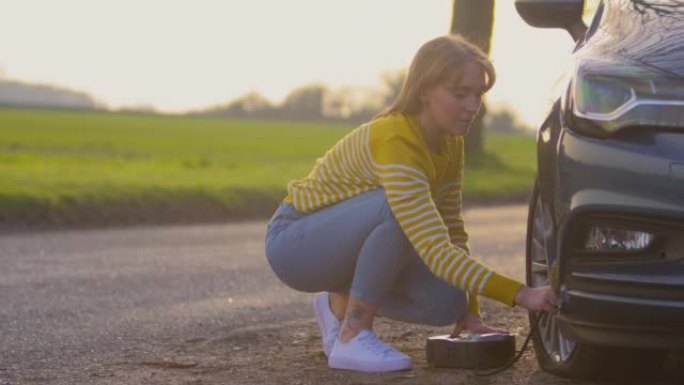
590, 0, 684, 78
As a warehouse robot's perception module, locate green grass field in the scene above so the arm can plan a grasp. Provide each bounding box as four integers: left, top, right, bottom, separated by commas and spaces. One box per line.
0, 108, 536, 226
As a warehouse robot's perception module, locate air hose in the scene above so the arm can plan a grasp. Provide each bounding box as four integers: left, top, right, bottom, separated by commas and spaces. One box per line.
474, 312, 542, 376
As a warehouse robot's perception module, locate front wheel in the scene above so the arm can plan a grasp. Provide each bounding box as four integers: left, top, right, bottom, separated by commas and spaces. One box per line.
525, 180, 666, 380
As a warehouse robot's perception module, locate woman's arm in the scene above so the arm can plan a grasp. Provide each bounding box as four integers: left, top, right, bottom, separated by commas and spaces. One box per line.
372, 134, 523, 307
435, 181, 483, 316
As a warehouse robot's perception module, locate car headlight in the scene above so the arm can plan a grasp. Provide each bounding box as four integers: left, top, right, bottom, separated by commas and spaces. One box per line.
570, 59, 684, 137
584, 226, 655, 251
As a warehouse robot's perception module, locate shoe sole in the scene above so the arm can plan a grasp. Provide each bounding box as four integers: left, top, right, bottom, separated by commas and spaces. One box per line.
328, 356, 413, 372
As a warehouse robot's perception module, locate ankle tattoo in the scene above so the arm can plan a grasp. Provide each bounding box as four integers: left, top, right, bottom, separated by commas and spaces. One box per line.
339, 305, 369, 339
349, 305, 365, 322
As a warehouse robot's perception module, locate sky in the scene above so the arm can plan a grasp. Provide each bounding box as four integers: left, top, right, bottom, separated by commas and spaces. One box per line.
0, 0, 581, 128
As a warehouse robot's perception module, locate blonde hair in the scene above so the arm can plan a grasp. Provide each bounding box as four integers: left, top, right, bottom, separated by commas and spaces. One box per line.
377, 34, 495, 118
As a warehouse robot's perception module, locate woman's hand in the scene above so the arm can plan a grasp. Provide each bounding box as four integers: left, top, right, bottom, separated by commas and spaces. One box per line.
450, 312, 508, 337
514, 285, 558, 314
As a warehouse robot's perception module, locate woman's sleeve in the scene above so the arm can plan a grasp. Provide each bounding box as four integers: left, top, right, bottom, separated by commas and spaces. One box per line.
372, 134, 523, 307
434, 142, 480, 314
436, 180, 469, 253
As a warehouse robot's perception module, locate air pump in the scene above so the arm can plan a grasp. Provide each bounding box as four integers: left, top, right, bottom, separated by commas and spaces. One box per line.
426, 332, 516, 369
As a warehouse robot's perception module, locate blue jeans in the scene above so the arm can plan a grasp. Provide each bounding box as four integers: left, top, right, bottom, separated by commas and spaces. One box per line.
264, 188, 467, 326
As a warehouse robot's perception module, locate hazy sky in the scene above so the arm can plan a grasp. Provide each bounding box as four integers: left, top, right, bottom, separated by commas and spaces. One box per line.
0, 0, 580, 127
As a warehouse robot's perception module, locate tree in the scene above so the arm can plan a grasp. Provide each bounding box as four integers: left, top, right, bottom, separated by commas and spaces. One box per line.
228, 91, 273, 117
323, 85, 381, 123
198, 91, 274, 118
450, 0, 495, 157
280, 84, 328, 121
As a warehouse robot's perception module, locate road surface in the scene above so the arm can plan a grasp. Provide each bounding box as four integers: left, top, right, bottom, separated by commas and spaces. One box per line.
1, 204, 680, 384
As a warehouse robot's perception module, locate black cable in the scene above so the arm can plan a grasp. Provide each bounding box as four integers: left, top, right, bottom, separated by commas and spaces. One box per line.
474, 312, 542, 377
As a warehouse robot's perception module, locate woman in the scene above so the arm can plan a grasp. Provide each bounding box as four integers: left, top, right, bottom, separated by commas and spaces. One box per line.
264, 34, 557, 373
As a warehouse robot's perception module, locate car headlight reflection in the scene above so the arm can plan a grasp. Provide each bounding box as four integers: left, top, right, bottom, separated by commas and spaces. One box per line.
571, 59, 684, 137
584, 226, 655, 251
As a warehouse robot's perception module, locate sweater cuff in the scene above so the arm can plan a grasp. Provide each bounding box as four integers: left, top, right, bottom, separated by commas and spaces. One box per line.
481, 272, 525, 306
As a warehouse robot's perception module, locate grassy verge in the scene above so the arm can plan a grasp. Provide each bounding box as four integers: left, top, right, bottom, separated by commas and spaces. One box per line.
466, 132, 537, 203
0, 108, 536, 228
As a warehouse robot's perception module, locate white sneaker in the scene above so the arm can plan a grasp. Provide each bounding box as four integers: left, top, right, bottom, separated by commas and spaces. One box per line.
313, 292, 340, 357
328, 330, 413, 372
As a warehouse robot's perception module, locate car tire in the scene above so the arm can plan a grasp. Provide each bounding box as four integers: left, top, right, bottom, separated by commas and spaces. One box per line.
525, 179, 666, 380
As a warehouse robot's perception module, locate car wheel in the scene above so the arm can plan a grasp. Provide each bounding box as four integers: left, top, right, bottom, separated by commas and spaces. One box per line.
526, 180, 666, 380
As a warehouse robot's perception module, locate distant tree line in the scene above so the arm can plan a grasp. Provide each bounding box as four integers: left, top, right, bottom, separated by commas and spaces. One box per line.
190, 70, 531, 133
190, 70, 407, 125
0, 73, 531, 133
0, 79, 101, 110
484, 108, 532, 135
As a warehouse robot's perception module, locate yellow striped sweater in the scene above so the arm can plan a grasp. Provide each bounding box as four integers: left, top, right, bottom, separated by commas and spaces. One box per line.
284, 113, 523, 314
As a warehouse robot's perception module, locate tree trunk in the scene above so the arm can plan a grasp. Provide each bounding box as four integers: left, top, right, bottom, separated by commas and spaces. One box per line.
450, 0, 495, 158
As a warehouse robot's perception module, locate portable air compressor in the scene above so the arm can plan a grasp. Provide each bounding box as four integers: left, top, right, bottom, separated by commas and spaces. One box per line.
426, 333, 516, 369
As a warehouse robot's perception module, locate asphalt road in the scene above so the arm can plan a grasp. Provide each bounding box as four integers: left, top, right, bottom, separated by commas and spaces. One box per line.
0, 204, 537, 384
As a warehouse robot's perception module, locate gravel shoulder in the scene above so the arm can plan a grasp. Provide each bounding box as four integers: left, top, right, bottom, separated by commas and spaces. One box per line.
44, 299, 683, 385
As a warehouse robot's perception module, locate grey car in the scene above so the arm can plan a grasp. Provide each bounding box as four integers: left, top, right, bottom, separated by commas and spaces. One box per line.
515, 0, 684, 380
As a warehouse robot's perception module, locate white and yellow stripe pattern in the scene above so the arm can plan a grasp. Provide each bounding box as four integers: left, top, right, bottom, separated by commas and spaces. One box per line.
284, 114, 522, 310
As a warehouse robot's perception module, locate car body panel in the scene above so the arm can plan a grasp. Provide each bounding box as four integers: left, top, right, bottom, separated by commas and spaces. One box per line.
580, 0, 684, 77
533, 0, 684, 350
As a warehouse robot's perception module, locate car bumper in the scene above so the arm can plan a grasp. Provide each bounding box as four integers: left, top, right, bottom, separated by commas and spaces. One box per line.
555, 129, 684, 350
559, 286, 684, 349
